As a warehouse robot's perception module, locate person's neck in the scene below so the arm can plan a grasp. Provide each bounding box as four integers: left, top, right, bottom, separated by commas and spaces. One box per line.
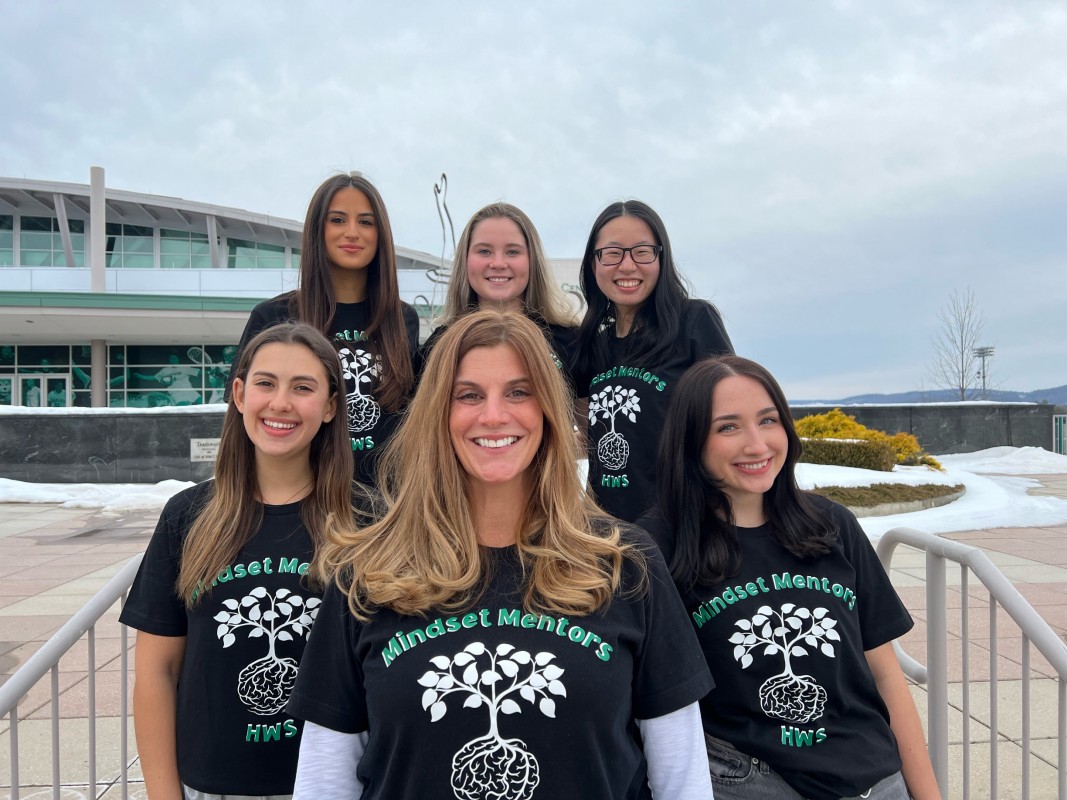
729, 494, 767, 528
332, 271, 368, 304
614, 308, 637, 337
255, 457, 314, 506
468, 483, 525, 547
479, 297, 525, 314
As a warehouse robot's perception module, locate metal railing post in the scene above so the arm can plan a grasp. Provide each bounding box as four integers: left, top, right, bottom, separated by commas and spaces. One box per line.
926, 549, 949, 796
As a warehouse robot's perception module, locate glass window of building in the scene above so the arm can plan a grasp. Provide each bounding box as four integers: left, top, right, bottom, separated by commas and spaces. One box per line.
161, 228, 212, 269
0, 215, 13, 266
227, 238, 286, 269
106, 342, 238, 406
106, 223, 154, 268
19, 216, 85, 267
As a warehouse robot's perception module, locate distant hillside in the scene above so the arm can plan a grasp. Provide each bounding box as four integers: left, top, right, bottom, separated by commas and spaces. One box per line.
793, 385, 1067, 406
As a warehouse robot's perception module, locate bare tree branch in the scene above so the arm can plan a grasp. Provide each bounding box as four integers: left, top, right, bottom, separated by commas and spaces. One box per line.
929, 287, 987, 400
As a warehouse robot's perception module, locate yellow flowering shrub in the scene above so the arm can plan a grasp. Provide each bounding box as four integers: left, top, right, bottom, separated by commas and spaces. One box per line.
796, 408, 942, 470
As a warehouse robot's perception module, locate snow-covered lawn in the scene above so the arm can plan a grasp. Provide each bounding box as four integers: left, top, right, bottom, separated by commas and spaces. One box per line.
2, 447, 1067, 536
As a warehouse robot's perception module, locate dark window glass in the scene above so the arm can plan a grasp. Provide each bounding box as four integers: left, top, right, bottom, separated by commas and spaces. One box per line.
0, 346, 14, 367
68, 219, 85, 234
124, 225, 153, 237
21, 217, 52, 232
106, 222, 123, 235
125, 345, 197, 365
18, 345, 70, 368
71, 390, 91, 408
72, 347, 92, 370
0, 215, 12, 231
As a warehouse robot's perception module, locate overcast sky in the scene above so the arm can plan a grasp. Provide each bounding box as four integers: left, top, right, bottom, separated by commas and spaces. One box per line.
3, 1, 1065, 399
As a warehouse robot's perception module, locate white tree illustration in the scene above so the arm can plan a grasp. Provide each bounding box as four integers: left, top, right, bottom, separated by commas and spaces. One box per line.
213, 586, 321, 715
339, 347, 382, 433
587, 385, 640, 470
729, 603, 839, 724
418, 642, 567, 800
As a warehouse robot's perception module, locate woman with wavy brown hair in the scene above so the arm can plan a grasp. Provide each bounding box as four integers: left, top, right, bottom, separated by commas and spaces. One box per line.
122, 323, 354, 798
228, 171, 419, 486
288, 309, 714, 800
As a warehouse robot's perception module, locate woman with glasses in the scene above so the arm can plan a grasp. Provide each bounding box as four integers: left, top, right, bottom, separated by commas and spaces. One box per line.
571, 200, 733, 522
417, 203, 577, 387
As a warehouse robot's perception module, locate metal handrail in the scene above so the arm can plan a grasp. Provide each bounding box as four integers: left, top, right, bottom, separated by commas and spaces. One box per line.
1, 554, 143, 800
877, 526, 1067, 800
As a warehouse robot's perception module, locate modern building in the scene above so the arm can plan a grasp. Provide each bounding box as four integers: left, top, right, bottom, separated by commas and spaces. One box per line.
0, 169, 502, 409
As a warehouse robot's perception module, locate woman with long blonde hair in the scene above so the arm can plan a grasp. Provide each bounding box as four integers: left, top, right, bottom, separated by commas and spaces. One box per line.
122, 323, 353, 799
289, 310, 713, 799
417, 202, 577, 385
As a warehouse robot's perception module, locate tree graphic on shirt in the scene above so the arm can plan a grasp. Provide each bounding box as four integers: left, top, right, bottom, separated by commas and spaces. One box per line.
213, 586, 321, 715
729, 603, 838, 724
588, 385, 640, 471
418, 641, 567, 800
338, 346, 382, 433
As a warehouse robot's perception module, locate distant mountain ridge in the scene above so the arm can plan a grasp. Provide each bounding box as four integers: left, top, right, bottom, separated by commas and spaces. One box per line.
793, 385, 1067, 406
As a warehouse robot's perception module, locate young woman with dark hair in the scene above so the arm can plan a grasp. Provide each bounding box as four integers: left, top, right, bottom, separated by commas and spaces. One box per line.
287, 310, 714, 799
122, 323, 354, 799
571, 200, 733, 522
417, 202, 577, 384
636, 355, 940, 800
228, 172, 419, 486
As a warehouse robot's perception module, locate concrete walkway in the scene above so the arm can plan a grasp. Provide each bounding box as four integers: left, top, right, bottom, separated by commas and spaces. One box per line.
2, 477, 1067, 799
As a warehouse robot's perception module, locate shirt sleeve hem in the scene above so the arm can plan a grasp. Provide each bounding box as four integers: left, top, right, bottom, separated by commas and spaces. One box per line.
287, 692, 368, 735
633, 669, 715, 721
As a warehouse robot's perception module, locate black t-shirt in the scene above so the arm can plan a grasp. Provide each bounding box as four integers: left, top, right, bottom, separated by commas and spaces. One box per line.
637, 497, 913, 800
119, 482, 323, 796
228, 294, 420, 485
287, 528, 713, 800
417, 313, 577, 391
573, 299, 733, 522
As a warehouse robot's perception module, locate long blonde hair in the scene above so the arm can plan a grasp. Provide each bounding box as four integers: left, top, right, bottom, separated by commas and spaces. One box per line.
320, 310, 638, 619
178, 323, 354, 603
440, 203, 575, 327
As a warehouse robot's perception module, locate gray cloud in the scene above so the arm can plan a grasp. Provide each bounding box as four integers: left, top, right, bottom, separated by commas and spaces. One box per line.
3, 0, 1065, 396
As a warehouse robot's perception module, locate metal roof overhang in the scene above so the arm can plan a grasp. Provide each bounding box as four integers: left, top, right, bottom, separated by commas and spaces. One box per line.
0, 292, 256, 344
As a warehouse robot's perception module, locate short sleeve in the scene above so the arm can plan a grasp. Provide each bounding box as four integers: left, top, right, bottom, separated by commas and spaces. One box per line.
401, 302, 421, 353
633, 507, 676, 566
287, 582, 369, 734
833, 503, 913, 650
414, 325, 446, 383
630, 534, 714, 719
686, 300, 734, 361
119, 492, 192, 637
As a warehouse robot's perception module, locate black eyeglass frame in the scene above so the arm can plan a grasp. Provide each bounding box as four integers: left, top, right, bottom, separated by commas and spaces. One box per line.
593, 244, 663, 267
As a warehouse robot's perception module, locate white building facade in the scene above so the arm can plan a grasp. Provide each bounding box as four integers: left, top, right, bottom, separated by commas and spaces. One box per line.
0, 169, 463, 408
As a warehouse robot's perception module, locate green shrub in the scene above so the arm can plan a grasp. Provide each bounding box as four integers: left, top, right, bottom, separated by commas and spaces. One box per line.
795, 408, 942, 470
799, 437, 897, 472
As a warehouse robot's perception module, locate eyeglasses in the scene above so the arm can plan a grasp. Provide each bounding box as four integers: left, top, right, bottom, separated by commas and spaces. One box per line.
594, 245, 662, 267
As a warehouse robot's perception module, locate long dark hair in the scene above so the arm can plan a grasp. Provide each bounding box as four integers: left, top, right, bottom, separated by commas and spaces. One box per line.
572, 200, 693, 378
177, 323, 354, 603
291, 172, 413, 411
657, 355, 836, 592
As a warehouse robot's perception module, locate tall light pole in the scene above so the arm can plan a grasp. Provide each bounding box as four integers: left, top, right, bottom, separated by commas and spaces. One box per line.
974, 346, 995, 399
